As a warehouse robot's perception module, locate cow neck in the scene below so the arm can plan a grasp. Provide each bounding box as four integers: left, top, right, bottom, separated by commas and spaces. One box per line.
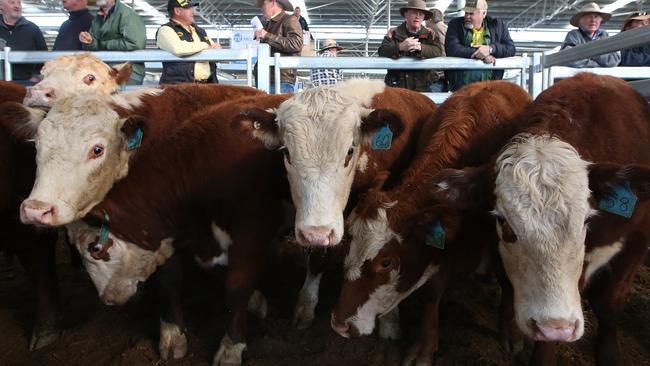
92, 95, 286, 250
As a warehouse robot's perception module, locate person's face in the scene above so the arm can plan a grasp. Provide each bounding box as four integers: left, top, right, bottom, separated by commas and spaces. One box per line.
579, 13, 602, 33
624, 19, 647, 31
404, 9, 426, 31
260, 0, 278, 19
1, 0, 22, 21
464, 9, 486, 30
295, 7, 301, 17
61, 0, 84, 12
174, 6, 195, 25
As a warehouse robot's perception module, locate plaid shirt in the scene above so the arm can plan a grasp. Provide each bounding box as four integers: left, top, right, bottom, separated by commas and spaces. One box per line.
309, 49, 343, 87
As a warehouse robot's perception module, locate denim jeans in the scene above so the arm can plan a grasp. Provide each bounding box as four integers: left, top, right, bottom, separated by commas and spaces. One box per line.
270, 82, 295, 94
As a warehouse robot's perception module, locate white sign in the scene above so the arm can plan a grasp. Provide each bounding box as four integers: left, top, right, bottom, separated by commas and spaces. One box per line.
230, 30, 257, 50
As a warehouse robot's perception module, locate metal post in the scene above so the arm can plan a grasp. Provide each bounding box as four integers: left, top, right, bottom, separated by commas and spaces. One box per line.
246, 45, 253, 87
520, 52, 527, 89
457, 0, 466, 16
528, 53, 536, 96
387, 0, 391, 30
274, 52, 281, 94
540, 52, 546, 90
3, 47, 11, 81
548, 67, 555, 87
256, 44, 271, 93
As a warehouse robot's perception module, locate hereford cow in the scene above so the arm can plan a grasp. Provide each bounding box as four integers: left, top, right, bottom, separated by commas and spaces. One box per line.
331, 81, 532, 365
24, 53, 132, 108
433, 73, 650, 365
0, 81, 60, 350
15, 91, 291, 365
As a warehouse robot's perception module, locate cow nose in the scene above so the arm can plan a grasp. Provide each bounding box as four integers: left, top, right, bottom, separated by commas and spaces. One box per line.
330, 313, 350, 338
298, 226, 335, 247
20, 200, 57, 226
530, 318, 579, 342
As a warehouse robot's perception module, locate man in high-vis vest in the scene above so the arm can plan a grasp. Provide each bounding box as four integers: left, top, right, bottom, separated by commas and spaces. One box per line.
156, 0, 221, 84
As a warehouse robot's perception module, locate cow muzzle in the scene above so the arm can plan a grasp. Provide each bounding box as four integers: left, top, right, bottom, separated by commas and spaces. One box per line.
20, 199, 58, 226
529, 318, 581, 342
297, 226, 337, 247
330, 313, 361, 338
23, 87, 56, 108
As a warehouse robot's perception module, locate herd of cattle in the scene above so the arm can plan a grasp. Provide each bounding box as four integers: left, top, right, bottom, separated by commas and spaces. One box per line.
1, 53, 649, 366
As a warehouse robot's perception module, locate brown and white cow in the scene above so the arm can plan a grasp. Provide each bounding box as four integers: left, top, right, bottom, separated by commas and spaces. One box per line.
16, 91, 291, 365
24, 53, 132, 108
434, 73, 650, 364
331, 81, 532, 365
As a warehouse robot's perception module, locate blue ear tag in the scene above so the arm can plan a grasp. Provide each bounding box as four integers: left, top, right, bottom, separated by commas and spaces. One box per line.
98, 212, 110, 245
372, 124, 393, 150
598, 182, 637, 218
127, 128, 143, 150
425, 220, 445, 250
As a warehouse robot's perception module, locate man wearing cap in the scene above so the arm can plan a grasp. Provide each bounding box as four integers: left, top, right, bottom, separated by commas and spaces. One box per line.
254, 0, 303, 93
309, 39, 343, 87
619, 12, 650, 66
560, 2, 620, 68
378, 0, 443, 92
79, 0, 146, 85
156, 0, 221, 84
445, 0, 515, 91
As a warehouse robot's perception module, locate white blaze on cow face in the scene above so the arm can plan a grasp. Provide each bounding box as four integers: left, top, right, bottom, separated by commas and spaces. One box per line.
194, 223, 232, 269
25, 54, 131, 108
494, 134, 590, 342
274, 80, 387, 247
20, 92, 153, 226
66, 221, 174, 305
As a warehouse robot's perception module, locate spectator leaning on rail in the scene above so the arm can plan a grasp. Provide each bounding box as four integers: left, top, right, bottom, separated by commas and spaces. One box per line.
156, 0, 221, 84
53, 0, 93, 50
426, 8, 448, 91
79, 0, 146, 85
378, 0, 443, 92
560, 2, 620, 68
445, 0, 515, 92
619, 11, 650, 66
254, 0, 303, 93
310, 39, 343, 87
0, 0, 47, 86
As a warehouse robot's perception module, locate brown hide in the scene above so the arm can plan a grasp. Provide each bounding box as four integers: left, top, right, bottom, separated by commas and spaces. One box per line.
0, 81, 28, 214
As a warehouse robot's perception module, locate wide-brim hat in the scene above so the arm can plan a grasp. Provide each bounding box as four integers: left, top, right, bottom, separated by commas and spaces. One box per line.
167, 0, 198, 11
319, 39, 343, 53
621, 11, 650, 30
256, 0, 294, 11
570, 2, 611, 27
399, 0, 433, 20
464, 0, 488, 13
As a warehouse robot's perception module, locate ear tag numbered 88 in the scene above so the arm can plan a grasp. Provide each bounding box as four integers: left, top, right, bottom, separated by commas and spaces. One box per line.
425, 220, 445, 250
598, 182, 637, 218
372, 124, 393, 150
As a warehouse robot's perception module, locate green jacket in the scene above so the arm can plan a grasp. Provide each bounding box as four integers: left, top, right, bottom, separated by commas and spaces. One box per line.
378, 23, 443, 92
83, 0, 146, 77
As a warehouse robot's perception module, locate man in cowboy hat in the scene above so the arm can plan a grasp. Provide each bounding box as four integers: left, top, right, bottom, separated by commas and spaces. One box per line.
560, 2, 620, 67
254, 0, 303, 93
156, 0, 221, 84
620, 11, 650, 66
309, 39, 343, 87
378, 0, 443, 92
445, 0, 515, 91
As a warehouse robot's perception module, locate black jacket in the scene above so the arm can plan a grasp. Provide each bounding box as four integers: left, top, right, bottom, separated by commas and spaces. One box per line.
445, 16, 515, 90
53, 9, 94, 50
620, 44, 650, 66
0, 17, 47, 80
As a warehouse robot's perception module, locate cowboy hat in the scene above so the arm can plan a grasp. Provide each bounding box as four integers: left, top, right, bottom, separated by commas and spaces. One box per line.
319, 39, 343, 53
570, 2, 611, 27
255, 0, 294, 12
621, 11, 650, 30
400, 0, 433, 20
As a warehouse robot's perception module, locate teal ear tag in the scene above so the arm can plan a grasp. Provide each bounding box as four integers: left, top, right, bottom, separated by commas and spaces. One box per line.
598, 182, 637, 218
98, 211, 110, 245
425, 220, 445, 250
127, 128, 143, 150
372, 124, 393, 150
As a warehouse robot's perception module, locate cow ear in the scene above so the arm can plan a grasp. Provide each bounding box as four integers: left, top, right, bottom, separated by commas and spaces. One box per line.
0, 102, 46, 140
360, 108, 405, 146
119, 115, 148, 150
430, 165, 495, 210
589, 163, 650, 203
110, 62, 132, 86
231, 108, 281, 149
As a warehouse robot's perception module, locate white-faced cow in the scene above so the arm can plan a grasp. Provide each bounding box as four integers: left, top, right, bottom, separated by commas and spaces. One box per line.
24, 53, 132, 108
434, 73, 650, 365
331, 81, 532, 365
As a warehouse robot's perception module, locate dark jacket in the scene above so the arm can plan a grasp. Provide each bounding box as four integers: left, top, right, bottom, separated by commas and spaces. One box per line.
157, 21, 218, 84
377, 23, 443, 92
53, 9, 94, 50
445, 16, 515, 91
620, 44, 650, 66
298, 16, 309, 31
0, 17, 47, 81
255, 12, 303, 85
560, 28, 620, 67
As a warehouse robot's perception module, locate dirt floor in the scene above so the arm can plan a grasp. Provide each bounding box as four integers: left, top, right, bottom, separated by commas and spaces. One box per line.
0, 240, 648, 366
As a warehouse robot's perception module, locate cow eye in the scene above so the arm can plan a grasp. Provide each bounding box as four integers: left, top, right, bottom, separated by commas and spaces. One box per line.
375, 257, 394, 273
89, 144, 104, 159
344, 147, 354, 167
83, 74, 96, 85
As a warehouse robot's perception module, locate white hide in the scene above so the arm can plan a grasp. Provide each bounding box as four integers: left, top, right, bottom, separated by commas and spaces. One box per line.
159, 319, 188, 360
213, 334, 247, 366
584, 240, 623, 282
194, 223, 232, 269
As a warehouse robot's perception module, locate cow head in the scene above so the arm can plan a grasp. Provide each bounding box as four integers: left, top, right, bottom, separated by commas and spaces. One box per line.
20, 93, 152, 226
434, 134, 650, 343
233, 80, 404, 247
66, 221, 173, 305
24, 53, 131, 108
